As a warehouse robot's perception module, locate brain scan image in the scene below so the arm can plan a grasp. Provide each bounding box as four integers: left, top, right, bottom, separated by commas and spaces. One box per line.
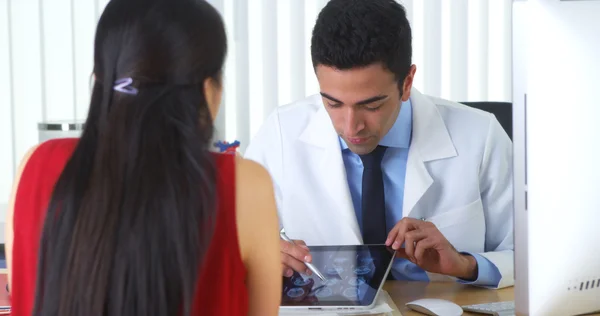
292, 276, 312, 286
322, 278, 339, 286
314, 287, 333, 298
358, 256, 375, 266
279, 245, 398, 307
348, 277, 366, 286
354, 266, 372, 275
343, 287, 359, 299
325, 266, 344, 275
287, 287, 305, 298
333, 257, 351, 267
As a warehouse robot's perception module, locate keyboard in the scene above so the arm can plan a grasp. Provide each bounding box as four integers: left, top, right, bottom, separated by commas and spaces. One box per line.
461, 301, 515, 316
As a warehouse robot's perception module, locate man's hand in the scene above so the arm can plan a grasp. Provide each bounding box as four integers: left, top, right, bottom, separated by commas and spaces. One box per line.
280, 239, 313, 277
386, 218, 478, 280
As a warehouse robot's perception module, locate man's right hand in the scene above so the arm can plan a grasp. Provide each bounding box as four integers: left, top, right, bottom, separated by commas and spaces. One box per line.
280, 239, 313, 277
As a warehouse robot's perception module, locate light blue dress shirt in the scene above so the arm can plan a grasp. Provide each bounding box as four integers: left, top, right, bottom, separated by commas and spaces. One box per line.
339, 99, 502, 287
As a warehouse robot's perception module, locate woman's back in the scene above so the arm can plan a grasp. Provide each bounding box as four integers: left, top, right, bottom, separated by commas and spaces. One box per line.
9, 138, 261, 315
9, 139, 278, 315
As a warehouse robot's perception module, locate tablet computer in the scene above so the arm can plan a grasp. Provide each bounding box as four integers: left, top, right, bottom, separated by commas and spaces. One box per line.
280, 244, 395, 311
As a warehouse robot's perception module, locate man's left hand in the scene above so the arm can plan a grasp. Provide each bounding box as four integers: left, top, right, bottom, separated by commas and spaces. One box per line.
385, 218, 478, 280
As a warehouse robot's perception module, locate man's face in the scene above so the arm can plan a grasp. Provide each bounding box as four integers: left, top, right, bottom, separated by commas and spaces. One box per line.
316, 63, 416, 155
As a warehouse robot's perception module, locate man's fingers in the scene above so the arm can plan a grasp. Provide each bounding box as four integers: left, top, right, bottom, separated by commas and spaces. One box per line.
392, 235, 406, 250
404, 229, 428, 260
413, 238, 436, 264
280, 239, 311, 262
280, 240, 312, 276
294, 239, 307, 246
294, 239, 309, 250
391, 220, 413, 250
388, 221, 407, 249
282, 253, 311, 275
385, 227, 398, 246
388, 217, 427, 249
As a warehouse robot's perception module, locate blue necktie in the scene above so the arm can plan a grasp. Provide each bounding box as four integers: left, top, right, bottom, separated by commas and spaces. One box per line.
359, 145, 388, 244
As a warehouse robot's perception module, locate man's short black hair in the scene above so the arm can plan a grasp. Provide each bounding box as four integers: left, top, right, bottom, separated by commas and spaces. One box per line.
311, 0, 412, 82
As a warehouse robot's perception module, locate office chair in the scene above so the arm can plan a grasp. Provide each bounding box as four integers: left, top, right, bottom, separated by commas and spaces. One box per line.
460, 102, 513, 140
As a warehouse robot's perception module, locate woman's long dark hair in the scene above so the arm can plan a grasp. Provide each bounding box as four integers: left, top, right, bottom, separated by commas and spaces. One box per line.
32, 1, 227, 315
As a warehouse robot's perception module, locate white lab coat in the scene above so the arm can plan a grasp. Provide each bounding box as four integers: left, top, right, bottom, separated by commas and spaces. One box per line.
245, 88, 514, 289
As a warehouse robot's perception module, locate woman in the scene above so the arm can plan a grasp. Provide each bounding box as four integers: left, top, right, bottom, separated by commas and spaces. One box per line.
4, 0, 281, 315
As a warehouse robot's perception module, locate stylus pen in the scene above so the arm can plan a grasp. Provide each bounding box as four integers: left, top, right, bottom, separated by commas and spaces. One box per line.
279, 228, 327, 281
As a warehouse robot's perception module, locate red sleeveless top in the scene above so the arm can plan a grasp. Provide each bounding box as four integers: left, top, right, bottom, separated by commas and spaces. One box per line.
10, 138, 248, 315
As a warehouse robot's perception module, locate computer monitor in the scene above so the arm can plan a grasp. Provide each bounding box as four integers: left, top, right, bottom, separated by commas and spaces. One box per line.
512, 0, 600, 315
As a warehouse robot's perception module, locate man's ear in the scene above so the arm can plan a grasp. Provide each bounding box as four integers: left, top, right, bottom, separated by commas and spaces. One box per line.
401, 64, 417, 101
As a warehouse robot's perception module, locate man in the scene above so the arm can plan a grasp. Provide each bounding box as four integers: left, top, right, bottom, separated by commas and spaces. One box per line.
245, 0, 513, 289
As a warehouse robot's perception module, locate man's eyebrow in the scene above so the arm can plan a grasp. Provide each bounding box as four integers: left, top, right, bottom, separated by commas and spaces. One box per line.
320, 93, 343, 104
355, 95, 388, 105
320, 93, 388, 105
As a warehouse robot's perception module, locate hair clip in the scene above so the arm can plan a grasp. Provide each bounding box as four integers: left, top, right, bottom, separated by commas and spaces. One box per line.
214, 140, 241, 154
113, 77, 138, 95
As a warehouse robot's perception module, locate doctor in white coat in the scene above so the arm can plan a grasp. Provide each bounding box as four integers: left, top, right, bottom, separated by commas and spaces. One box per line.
245, 0, 514, 289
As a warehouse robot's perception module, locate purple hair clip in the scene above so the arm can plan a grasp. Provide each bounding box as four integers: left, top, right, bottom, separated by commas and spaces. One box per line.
113, 77, 138, 95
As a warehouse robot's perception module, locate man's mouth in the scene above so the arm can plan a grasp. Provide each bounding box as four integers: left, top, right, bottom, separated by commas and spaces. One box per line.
347, 137, 370, 144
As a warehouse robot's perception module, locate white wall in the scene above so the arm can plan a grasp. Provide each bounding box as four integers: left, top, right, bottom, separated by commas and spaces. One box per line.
0, 0, 512, 215
0, 0, 111, 223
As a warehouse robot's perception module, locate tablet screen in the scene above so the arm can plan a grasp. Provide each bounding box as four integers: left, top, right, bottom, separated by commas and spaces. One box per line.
280, 245, 395, 307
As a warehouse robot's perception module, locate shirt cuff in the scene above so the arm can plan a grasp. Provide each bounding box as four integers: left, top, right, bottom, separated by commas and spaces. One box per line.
456, 252, 502, 287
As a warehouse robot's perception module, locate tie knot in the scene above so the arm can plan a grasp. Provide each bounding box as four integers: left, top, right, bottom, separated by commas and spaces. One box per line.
359, 145, 388, 169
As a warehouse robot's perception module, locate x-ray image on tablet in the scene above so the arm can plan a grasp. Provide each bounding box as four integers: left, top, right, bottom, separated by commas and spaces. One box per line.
280, 245, 395, 311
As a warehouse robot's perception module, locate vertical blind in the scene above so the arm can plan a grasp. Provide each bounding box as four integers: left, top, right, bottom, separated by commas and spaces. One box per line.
0, 0, 512, 212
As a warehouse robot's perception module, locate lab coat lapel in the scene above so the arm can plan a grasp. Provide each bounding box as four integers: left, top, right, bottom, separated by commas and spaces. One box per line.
298, 105, 363, 244
403, 88, 458, 218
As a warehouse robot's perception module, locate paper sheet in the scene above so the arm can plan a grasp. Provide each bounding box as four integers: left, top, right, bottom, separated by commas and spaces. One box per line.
279, 290, 402, 316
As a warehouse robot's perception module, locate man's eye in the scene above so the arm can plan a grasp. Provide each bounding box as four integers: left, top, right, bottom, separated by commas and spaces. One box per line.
365, 103, 384, 111
327, 103, 342, 108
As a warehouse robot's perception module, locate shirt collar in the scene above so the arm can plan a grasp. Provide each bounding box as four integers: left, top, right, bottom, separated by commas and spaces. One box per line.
339, 98, 413, 150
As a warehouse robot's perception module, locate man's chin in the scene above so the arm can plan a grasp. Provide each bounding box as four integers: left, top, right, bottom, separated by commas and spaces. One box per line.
346, 143, 378, 156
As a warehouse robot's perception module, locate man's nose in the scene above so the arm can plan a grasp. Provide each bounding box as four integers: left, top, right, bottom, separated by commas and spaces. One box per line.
344, 108, 365, 135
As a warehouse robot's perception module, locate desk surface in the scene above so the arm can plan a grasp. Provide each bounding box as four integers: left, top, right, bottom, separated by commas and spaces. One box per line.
384, 281, 514, 316
0, 276, 512, 315
0, 275, 508, 314
0, 275, 593, 316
